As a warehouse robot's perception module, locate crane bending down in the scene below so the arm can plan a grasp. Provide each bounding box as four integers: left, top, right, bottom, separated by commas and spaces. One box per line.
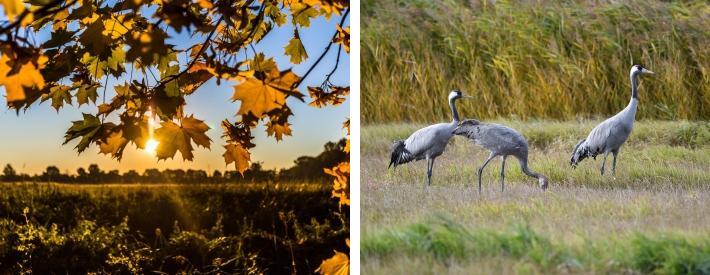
389, 90, 471, 186
570, 65, 654, 175
454, 119, 549, 193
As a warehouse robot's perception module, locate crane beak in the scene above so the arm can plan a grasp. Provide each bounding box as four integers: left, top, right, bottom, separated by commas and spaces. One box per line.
642, 68, 655, 75
462, 95, 474, 99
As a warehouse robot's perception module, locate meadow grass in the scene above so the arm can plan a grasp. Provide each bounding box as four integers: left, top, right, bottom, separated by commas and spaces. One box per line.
0, 182, 347, 273
361, 121, 710, 274
362, 0, 710, 123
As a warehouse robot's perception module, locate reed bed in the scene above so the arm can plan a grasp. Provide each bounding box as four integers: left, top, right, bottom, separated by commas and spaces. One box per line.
362, 0, 710, 123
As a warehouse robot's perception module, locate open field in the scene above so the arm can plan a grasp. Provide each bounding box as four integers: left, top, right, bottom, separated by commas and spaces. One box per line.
362, 0, 709, 123
361, 120, 710, 274
0, 182, 348, 274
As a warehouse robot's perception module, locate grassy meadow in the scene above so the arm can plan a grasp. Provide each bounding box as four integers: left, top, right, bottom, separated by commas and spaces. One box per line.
361, 121, 710, 274
362, 0, 709, 123
0, 182, 348, 274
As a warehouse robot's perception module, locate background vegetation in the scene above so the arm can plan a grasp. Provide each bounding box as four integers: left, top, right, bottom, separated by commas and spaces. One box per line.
361, 120, 710, 274
1, 139, 347, 184
362, 0, 709, 123
0, 182, 347, 274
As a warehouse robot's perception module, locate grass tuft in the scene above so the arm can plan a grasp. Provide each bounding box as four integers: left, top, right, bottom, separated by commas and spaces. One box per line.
363, 217, 710, 274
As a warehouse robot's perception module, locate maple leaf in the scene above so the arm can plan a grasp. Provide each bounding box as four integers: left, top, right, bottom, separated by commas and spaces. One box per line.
0, 0, 25, 21
221, 119, 255, 149
325, 162, 350, 206
154, 116, 211, 161
52, 9, 69, 30
98, 129, 129, 160
223, 143, 250, 175
284, 31, 308, 64
308, 86, 349, 108
232, 68, 301, 117
63, 113, 102, 153
155, 121, 194, 161
291, 3, 319, 27
316, 251, 349, 275
80, 18, 112, 56
41, 85, 73, 111
333, 25, 350, 53
76, 84, 99, 106
0, 53, 48, 102
103, 14, 133, 39
266, 121, 292, 141
181, 115, 211, 149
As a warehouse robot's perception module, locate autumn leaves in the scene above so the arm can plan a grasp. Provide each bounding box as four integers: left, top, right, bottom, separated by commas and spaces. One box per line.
0, 0, 350, 176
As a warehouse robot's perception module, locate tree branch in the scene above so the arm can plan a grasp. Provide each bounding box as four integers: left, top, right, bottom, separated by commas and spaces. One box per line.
292, 8, 349, 90
0, 0, 76, 35
153, 16, 224, 90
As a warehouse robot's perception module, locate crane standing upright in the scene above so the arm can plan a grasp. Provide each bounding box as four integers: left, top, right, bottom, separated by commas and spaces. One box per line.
571, 65, 655, 175
389, 90, 471, 186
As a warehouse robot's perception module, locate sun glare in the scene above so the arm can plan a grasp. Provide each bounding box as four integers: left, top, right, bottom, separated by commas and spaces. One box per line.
145, 139, 159, 155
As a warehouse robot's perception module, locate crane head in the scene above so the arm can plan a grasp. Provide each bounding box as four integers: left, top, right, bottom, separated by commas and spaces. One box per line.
631, 64, 654, 76
449, 89, 473, 100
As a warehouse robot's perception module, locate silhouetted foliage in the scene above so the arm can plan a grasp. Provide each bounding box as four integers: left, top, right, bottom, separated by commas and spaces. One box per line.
1, 139, 347, 184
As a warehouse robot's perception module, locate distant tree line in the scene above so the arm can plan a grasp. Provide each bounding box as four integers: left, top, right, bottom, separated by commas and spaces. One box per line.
1, 139, 347, 184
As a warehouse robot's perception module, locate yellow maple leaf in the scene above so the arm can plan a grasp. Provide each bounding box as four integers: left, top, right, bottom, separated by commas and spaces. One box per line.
155, 121, 194, 161
266, 121, 292, 141
232, 68, 299, 117
103, 15, 133, 39
154, 117, 211, 161
316, 251, 349, 275
99, 130, 129, 159
333, 25, 350, 53
223, 143, 250, 175
0, 0, 25, 21
181, 115, 211, 149
0, 53, 48, 102
325, 162, 349, 206
52, 9, 69, 30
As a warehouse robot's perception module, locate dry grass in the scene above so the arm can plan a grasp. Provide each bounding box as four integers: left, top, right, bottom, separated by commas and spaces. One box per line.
361, 121, 710, 274
362, 0, 710, 123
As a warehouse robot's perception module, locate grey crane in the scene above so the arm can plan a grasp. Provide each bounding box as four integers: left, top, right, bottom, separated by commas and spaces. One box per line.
570, 65, 654, 175
454, 119, 549, 193
389, 90, 471, 186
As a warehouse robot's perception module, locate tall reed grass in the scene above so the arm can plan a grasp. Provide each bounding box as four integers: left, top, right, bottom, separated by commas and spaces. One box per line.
362, 0, 709, 123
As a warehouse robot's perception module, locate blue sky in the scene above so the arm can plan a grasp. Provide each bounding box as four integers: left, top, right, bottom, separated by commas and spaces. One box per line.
0, 7, 350, 175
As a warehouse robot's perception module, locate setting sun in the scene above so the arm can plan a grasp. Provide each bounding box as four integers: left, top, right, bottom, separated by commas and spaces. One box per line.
145, 139, 159, 155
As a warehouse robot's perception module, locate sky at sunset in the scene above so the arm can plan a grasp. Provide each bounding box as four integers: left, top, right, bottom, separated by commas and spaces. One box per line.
0, 12, 350, 175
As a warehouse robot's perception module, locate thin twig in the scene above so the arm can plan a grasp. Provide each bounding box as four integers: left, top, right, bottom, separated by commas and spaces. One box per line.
0, 0, 76, 35
153, 16, 224, 90
291, 8, 349, 89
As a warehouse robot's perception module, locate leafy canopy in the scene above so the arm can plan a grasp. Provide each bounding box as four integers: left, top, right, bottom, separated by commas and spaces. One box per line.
0, 0, 350, 175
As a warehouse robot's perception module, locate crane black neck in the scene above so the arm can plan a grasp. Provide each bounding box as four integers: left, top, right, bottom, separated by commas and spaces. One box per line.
449, 97, 460, 123
630, 73, 639, 100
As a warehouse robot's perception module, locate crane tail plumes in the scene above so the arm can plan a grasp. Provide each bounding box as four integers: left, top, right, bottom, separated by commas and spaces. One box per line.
389, 140, 411, 169
570, 138, 591, 168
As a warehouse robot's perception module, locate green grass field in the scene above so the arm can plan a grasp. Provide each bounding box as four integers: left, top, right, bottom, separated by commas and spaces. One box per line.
0, 182, 348, 274
361, 120, 710, 274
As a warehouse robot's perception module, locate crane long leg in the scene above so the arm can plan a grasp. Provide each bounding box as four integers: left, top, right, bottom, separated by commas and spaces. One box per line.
426, 157, 434, 186
611, 150, 619, 176
600, 152, 609, 175
500, 156, 507, 192
478, 153, 497, 194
